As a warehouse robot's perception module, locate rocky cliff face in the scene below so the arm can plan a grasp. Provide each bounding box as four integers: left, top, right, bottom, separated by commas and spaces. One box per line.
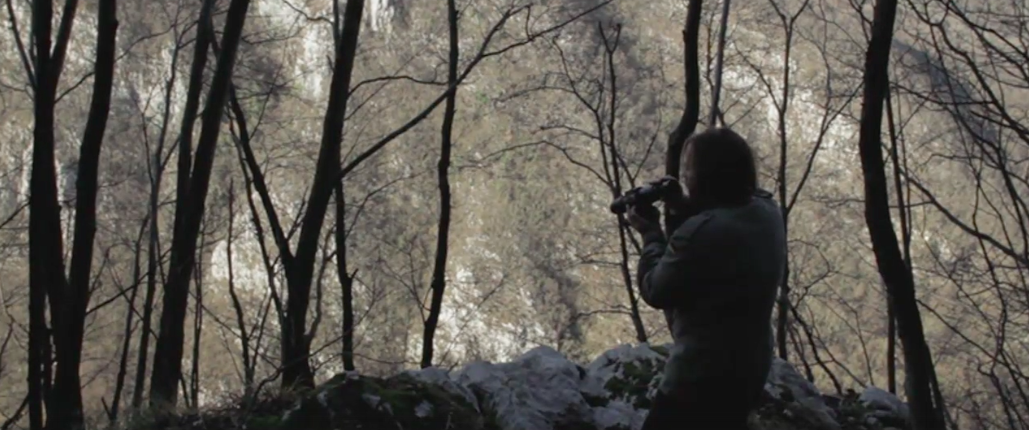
269, 344, 911, 430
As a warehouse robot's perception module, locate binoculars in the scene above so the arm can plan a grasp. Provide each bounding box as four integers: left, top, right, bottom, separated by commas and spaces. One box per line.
609, 177, 680, 214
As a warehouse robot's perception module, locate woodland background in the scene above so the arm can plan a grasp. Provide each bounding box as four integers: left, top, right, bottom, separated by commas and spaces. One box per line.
0, 0, 1025, 429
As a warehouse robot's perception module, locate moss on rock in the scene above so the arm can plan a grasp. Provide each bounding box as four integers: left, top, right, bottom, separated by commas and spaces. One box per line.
279, 372, 484, 430
602, 360, 661, 409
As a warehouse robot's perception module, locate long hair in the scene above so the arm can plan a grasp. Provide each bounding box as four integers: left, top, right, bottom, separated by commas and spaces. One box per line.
682, 127, 758, 208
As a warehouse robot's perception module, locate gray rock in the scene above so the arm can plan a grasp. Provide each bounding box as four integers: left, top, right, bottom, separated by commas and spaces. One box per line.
859, 387, 911, 428
453, 345, 598, 430
764, 358, 842, 430
277, 343, 908, 430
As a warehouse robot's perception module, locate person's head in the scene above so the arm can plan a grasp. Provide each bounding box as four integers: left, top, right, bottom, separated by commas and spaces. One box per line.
680, 127, 758, 208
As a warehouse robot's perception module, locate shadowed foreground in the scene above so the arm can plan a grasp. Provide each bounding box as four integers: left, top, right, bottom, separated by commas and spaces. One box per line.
132, 344, 911, 430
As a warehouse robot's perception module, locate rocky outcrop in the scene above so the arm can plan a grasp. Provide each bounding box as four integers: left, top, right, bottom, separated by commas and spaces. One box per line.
277, 344, 912, 430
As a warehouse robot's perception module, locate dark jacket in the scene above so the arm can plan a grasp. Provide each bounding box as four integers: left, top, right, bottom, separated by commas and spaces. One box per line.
637, 190, 786, 396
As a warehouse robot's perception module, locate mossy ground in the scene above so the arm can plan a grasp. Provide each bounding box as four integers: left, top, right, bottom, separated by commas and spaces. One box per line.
121, 392, 298, 430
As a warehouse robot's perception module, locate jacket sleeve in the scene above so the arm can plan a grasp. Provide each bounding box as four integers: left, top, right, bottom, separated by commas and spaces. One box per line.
636, 214, 714, 310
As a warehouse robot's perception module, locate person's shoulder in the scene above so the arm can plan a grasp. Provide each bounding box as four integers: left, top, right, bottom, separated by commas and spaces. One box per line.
671, 211, 716, 240
751, 189, 783, 217
753, 189, 779, 208
701, 191, 782, 234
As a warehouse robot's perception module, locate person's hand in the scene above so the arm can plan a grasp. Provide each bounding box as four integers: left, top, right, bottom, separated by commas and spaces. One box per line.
626, 203, 662, 235
656, 176, 690, 213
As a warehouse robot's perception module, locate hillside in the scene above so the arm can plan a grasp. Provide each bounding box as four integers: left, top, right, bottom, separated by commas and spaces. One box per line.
0, 0, 1025, 428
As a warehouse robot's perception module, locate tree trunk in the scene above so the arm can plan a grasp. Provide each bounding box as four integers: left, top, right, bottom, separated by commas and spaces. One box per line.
50, 1, 118, 428
855, 1, 945, 428
774, 25, 795, 363
658, 0, 702, 333
885, 86, 906, 396
109, 220, 148, 423
190, 222, 205, 408
143, 0, 213, 410
150, 0, 251, 408
664, 0, 703, 223
226, 181, 254, 395
27, 2, 57, 427
597, 24, 648, 343
282, 0, 365, 390
133, 37, 182, 409
707, 0, 731, 126
422, 0, 459, 369
334, 185, 356, 371
28, 0, 86, 426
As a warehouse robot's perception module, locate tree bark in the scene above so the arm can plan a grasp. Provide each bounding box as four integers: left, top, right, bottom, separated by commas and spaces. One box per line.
855, 0, 945, 428
50, 1, 118, 428
27, 1, 58, 428
334, 184, 356, 371
884, 86, 905, 396
422, 0, 459, 369
225, 180, 254, 395
190, 225, 205, 409
109, 220, 147, 423
281, 0, 365, 390
707, 0, 731, 126
134, 34, 183, 409
664, 0, 703, 214
150, 0, 252, 408
28, 0, 114, 427
658, 0, 702, 333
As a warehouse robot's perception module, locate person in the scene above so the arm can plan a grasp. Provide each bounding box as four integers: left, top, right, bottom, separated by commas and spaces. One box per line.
626, 127, 786, 429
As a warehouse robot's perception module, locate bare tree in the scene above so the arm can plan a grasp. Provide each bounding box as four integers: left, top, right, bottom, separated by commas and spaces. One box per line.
664, 0, 703, 233
648, 0, 703, 337
735, 0, 857, 375
706, 0, 731, 126
133, 13, 189, 409
420, 0, 460, 369
106, 218, 149, 423
22, 0, 119, 427
891, 0, 1029, 426
506, 21, 661, 343
149, 0, 252, 409
854, 0, 945, 428
223, 180, 257, 397
223, 0, 614, 388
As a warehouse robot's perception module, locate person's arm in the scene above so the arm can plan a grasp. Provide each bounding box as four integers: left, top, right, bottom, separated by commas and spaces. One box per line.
663, 200, 693, 233
636, 214, 714, 309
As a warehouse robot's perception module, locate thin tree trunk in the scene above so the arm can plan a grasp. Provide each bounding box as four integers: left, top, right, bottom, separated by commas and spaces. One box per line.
134, 33, 183, 411
51, 0, 118, 427
331, 0, 355, 375
659, 0, 702, 333
27, 2, 57, 429
226, 180, 254, 396
855, 1, 945, 428
596, 24, 648, 343
664, 0, 703, 215
190, 221, 205, 409
27, 0, 74, 425
774, 19, 796, 363
334, 185, 356, 371
422, 0, 459, 369
142, 0, 213, 410
884, 86, 904, 395
281, 0, 365, 389
110, 220, 148, 423
707, 0, 731, 127
150, 0, 251, 408
170, 0, 215, 252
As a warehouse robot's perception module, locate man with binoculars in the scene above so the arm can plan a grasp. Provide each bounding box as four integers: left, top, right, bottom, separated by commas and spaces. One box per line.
619, 127, 786, 429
